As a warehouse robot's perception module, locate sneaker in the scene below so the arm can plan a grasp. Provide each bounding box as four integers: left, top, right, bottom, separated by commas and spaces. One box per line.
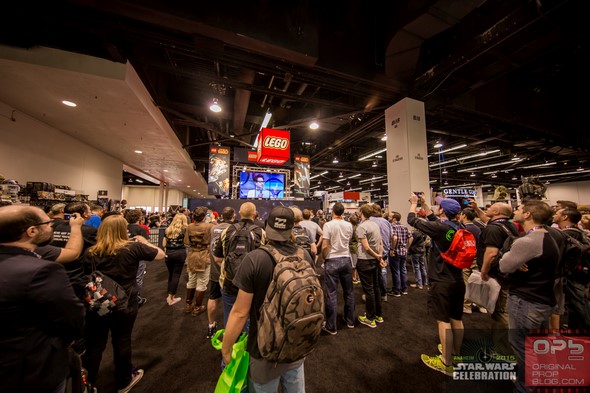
207, 322, 218, 338
421, 354, 454, 376
346, 323, 355, 329
118, 368, 144, 393
352, 278, 361, 285
321, 326, 337, 335
463, 306, 472, 314
401, 291, 408, 295
381, 295, 388, 302
375, 316, 384, 324
358, 315, 377, 328
137, 297, 147, 307
392, 292, 401, 297
410, 284, 423, 289
478, 306, 488, 314
386, 289, 396, 295
167, 297, 181, 306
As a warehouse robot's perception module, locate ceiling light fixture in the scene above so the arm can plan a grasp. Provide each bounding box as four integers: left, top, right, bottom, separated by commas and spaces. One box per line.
310, 171, 329, 179
434, 141, 443, 148
372, 161, 377, 167
438, 144, 467, 154
458, 159, 522, 173
470, 172, 476, 177
346, 181, 351, 186
339, 172, 343, 178
358, 148, 387, 161
134, 150, 143, 154
209, 98, 222, 113
511, 154, 520, 161
62, 100, 77, 107
442, 168, 448, 174
381, 134, 387, 141
429, 150, 502, 168
309, 120, 319, 130
520, 162, 556, 169
332, 157, 339, 164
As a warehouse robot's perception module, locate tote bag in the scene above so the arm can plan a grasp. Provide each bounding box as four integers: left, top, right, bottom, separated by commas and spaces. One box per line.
211, 329, 249, 393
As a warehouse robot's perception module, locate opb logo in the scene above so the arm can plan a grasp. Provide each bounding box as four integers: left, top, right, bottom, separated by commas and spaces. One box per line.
263, 137, 289, 150
533, 338, 584, 361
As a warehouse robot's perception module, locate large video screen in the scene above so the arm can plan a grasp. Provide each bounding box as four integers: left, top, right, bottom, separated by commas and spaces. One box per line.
239, 171, 285, 199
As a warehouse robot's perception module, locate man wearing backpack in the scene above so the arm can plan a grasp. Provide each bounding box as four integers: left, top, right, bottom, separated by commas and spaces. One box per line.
290, 206, 316, 261
213, 202, 265, 326
222, 206, 320, 393
206, 207, 235, 338
552, 207, 590, 329
499, 201, 560, 393
407, 195, 466, 377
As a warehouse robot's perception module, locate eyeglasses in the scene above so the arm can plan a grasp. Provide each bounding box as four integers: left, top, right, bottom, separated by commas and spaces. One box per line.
32, 219, 55, 227
256, 180, 265, 183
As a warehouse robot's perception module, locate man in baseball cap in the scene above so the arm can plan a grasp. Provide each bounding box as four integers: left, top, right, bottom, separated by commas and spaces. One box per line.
265, 206, 294, 241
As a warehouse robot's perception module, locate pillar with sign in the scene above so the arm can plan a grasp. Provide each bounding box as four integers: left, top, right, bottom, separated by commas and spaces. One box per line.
385, 98, 429, 224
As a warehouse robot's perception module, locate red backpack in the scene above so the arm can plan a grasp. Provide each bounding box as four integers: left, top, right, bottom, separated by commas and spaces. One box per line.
440, 221, 477, 269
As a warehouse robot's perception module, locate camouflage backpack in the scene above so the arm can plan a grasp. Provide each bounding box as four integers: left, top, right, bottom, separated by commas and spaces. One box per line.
257, 245, 324, 363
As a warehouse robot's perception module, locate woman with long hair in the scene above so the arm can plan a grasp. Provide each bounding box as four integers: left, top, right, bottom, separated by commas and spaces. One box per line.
82, 215, 164, 392
163, 213, 188, 305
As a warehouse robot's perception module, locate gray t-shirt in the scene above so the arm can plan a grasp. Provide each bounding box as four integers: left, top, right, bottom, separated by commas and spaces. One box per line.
356, 219, 382, 260
300, 219, 322, 242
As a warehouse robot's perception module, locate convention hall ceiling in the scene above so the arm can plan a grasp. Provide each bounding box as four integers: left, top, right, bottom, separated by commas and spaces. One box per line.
1, 0, 588, 199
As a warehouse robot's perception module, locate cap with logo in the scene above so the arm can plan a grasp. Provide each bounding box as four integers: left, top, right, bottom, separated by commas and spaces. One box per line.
265, 206, 295, 241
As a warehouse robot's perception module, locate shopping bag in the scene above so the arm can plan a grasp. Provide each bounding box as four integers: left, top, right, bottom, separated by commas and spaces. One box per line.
211, 329, 249, 393
465, 271, 501, 314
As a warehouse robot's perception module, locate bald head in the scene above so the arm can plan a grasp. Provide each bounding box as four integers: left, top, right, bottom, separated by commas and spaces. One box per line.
0, 205, 47, 243
487, 202, 513, 219
239, 202, 256, 220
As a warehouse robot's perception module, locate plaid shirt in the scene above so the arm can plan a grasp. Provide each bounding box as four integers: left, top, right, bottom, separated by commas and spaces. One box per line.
390, 221, 412, 256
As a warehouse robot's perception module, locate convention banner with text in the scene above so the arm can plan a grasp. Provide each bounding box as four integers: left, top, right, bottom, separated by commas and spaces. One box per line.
208, 146, 230, 196
257, 128, 290, 166
293, 155, 310, 198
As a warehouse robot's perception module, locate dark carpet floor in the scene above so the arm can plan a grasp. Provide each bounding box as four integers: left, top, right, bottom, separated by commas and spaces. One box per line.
94, 260, 514, 393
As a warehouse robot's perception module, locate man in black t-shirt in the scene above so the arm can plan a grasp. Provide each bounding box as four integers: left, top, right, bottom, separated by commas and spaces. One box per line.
472, 202, 518, 355
221, 206, 314, 391
125, 209, 150, 306
50, 202, 97, 295
408, 194, 464, 377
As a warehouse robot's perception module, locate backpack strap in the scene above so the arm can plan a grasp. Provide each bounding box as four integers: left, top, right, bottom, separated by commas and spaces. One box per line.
488, 220, 519, 237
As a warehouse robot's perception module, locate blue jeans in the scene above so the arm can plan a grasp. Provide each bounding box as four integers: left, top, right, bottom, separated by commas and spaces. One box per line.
221, 289, 249, 332
410, 253, 427, 286
378, 253, 388, 295
248, 361, 305, 393
323, 257, 355, 330
389, 254, 407, 293
507, 294, 555, 393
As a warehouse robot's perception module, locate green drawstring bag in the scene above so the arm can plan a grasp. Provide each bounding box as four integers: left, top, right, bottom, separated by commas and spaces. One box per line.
211, 328, 249, 393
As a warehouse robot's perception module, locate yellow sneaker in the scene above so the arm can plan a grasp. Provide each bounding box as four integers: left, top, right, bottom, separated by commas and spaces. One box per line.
421, 354, 454, 376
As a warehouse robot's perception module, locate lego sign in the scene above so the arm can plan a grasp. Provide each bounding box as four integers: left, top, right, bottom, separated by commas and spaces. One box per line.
257, 128, 290, 166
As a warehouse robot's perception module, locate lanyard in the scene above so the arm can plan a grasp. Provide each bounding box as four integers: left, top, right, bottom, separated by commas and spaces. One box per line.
526, 225, 545, 235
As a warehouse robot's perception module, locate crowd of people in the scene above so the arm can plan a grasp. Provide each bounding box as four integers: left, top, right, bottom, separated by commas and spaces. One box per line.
1, 196, 589, 393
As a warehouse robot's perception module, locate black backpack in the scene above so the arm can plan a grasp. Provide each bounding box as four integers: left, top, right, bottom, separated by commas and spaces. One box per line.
224, 222, 260, 282
488, 222, 519, 287
562, 228, 590, 285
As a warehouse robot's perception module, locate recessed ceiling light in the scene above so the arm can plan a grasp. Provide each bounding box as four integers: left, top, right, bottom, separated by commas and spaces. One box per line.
187, 185, 190, 188
193, 190, 196, 192
62, 100, 77, 107
163, 170, 168, 172
134, 150, 143, 154
309, 121, 319, 129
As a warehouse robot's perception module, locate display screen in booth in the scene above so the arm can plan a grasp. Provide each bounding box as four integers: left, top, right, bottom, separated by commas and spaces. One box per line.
239, 172, 285, 199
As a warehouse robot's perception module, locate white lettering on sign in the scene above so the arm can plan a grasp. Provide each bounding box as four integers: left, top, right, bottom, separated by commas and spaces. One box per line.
260, 158, 286, 164
263, 136, 289, 150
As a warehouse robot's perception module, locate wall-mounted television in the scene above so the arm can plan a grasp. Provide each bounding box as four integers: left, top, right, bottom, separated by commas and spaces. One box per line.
239, 171, 285, 199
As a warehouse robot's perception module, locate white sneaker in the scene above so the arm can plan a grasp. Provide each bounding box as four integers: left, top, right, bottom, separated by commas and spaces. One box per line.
463, 306, 472, 314
167, 297, 181, 306
118, 369, 143, 393
478, 306, 488, 314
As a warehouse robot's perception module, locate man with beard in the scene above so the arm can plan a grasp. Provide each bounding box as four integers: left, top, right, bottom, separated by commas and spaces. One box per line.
0, 205, 85, 393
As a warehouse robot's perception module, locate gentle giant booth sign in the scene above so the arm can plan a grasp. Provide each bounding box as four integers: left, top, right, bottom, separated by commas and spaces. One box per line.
257, 128, 290, 166
442, 188, 477, 197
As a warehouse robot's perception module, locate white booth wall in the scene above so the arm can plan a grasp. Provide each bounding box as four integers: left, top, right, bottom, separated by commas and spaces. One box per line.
123, 185, 187, 212
0, 101, 122, 198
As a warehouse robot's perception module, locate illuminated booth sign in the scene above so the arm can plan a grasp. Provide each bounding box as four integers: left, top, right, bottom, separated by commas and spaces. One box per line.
442, 188, 477, 198
257, 128, 290, 166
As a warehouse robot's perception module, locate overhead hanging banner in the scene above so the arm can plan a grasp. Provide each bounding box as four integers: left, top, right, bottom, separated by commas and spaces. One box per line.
208, 146, 230, 196
257, 128, 290, 166
293, 155, 310, 198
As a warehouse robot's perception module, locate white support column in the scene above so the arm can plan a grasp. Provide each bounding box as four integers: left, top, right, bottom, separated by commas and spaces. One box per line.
385, 98, 429, 225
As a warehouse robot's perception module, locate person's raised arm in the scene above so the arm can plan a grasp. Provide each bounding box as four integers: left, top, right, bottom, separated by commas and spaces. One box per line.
469, 200, 489, 223
55, 213, 85, 263
134, 234, 166, 261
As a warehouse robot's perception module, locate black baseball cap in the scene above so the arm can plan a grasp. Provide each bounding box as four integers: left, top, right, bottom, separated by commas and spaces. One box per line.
265, 206, 295, 241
